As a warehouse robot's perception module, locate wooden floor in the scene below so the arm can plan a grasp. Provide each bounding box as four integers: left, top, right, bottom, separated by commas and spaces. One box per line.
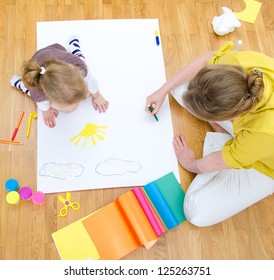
0, 0, 273, 260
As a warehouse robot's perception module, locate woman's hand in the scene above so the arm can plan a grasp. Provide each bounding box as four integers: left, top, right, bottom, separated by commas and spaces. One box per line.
145, 88, 167, 114
42, 108, 59, 128
173, 135, 197, 172
91, 91, 109, 113
173, 135, 229, 173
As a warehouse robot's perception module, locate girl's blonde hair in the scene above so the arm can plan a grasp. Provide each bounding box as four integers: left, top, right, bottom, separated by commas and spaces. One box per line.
183, 64, 264, 121
22, 58, 88, 104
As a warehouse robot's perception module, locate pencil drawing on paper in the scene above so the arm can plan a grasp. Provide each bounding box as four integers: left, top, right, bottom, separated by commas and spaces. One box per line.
39, 162, 84, 180
70, 123, 107, 147
95, 158, 142, 176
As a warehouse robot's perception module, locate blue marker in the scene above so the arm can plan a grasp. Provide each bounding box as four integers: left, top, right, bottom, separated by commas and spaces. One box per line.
155, 30, 160, 46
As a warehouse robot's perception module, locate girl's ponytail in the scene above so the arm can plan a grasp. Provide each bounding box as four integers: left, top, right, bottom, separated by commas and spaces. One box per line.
22, 60, 45, 88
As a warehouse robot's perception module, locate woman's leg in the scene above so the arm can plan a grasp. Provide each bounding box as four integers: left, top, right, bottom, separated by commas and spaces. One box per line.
184, 132, 274, 227
184, 168, 274, 227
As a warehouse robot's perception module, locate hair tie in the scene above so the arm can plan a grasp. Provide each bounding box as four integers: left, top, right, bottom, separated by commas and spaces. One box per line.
40, 66, 46, 75
252, 67, 264, 77
242, 94, 256, 101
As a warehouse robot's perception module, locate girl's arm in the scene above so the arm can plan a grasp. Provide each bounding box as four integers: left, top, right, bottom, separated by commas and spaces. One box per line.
90, 91, 109, 113
36, 101, 59, 128
85, 69, 109, 113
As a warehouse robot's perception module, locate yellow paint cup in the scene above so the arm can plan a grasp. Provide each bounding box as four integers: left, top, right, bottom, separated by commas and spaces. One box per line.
6, 191, 20, 204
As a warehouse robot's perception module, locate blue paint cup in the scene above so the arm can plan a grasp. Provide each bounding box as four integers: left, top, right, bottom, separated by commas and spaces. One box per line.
5, 178, 19, 192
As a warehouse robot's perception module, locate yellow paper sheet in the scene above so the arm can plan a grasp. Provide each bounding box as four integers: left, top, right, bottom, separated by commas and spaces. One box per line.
234, 0, 262, 24
52, 218, 100, 260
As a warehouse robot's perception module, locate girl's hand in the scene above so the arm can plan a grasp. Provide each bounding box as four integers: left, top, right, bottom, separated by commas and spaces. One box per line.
91, 91, 109, 113
42, 108, 59, 128
145, 88, 167, 114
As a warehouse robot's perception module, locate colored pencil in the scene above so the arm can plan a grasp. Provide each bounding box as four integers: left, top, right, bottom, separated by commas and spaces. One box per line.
11, 111, 25, 141
0, 139, 23, 145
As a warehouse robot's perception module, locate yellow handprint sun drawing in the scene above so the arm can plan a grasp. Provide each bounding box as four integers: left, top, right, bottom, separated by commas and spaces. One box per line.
70, 123, 107, 147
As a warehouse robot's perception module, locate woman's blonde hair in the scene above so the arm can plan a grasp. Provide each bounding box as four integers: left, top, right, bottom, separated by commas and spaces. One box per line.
22, 58, 88, 105
183, 64, 264, 121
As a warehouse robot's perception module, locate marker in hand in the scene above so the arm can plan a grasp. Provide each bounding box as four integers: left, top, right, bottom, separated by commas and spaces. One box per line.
148, 105, 159, 122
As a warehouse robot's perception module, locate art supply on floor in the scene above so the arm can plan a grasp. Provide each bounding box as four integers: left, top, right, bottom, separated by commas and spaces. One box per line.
32, 191, 45, 204
59, 192, 80, 217
19, 186, 33, 200
234, 0, 262, 24
5, 178, 19, 192
0, 140, 23, 145
11, 111, 25, 141
26, 111, 37, 138
52, 172, 186, 260
6, 191, 20, 205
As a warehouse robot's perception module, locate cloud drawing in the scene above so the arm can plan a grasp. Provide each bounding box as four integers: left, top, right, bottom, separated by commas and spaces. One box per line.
39, 162, 84, 180
95, 158, 142, 176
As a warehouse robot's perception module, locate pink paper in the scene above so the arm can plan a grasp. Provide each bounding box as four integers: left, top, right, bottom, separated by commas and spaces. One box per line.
132, 187, 166, 237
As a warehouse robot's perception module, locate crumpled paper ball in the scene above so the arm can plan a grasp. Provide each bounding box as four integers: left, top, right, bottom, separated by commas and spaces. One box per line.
212, 7, 241, 36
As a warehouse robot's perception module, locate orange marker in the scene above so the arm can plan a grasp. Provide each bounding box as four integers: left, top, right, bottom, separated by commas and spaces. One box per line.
11, 111, 25, 141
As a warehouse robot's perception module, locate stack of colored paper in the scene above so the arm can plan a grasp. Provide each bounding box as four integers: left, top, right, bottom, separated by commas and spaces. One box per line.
52, 172, 186, 260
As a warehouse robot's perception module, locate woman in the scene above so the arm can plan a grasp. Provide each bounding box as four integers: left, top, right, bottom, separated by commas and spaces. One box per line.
146, 41, 274, 226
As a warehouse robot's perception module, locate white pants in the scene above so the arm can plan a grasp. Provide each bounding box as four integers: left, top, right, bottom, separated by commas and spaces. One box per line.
171, 85, 274, 227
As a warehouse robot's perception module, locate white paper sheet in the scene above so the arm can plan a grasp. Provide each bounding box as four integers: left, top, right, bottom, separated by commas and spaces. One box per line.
36, 19, 180, 193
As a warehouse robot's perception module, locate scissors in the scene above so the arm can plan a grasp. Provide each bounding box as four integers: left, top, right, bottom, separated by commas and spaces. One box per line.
58, 192, 80, 217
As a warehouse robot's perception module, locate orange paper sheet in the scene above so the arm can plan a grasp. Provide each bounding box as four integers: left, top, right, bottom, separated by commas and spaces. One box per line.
117, 191, 158, 249
82, 202, 138, 260
82, 192, 158, 260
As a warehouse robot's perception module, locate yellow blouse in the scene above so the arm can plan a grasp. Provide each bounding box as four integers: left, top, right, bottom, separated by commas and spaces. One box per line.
209, 41, 274, 179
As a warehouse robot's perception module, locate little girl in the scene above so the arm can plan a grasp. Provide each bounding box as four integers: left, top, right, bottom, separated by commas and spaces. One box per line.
11, 36, 109, 128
